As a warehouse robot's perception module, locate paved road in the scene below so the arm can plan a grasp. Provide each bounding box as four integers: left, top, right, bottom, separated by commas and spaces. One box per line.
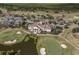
37, 24, 79, 50
37, 34, 58, 36
60, 24, 79, 50
59, 35, 79, 50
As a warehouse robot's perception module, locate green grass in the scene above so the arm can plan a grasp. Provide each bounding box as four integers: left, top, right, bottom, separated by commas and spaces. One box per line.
43, 37, 61, 55
37, 36, 73, 55
37, 36, 61, 55
1, 3, 79, 11
0, 28, 27, 43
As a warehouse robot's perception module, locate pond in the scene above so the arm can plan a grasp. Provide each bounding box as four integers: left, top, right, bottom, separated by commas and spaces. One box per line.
0, 39, 38, 55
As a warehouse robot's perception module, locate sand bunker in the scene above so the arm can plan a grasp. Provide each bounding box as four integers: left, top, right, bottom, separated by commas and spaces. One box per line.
16, 31, 22, 35
61, 44, 67, 48
40, 48, 46, 55
4, 39, 16, 44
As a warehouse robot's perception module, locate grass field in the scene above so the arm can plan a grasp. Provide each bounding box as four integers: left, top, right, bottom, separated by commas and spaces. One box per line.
0, 28, 28, 43
0, 28, 73, 54
0, 3, 79, 11
37, 36, 73, 55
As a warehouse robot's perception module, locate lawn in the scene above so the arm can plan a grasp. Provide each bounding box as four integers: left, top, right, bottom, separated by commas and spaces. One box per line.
0, 28, 28, 43
1, 4, 79, 11
36, 36, 73, 55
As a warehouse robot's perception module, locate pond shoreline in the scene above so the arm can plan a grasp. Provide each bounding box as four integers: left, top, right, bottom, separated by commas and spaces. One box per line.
0, 39, 38, 55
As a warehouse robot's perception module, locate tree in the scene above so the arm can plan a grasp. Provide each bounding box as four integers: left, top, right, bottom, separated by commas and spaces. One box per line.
26, 34, 39, 44
3, 50, 21, 55
1, 51, 7, 55
0, 10, 2, 14
72, 27, 79, 33
51, 26, 63, 35
64, 24, 69, 29
46, 14, 54, 19
73, 19, 78, 24
31, 15, 36, 19
41, 15, 46, 19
